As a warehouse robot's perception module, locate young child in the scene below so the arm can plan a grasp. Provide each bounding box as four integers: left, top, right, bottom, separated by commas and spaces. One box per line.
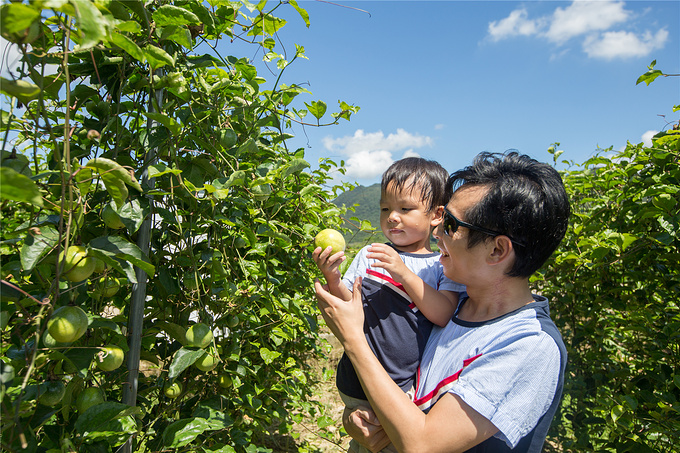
313, 157, 465, 453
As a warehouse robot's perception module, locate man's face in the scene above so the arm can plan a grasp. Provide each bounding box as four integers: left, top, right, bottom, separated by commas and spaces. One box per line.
434, 185, 490, 285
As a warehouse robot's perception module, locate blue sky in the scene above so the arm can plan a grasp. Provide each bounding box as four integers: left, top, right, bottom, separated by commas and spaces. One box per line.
1, 1, 677, 188
247, 0, 680, 186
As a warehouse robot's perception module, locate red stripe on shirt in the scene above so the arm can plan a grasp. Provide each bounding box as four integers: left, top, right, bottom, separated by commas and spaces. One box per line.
413, 353, 483, 407
366, 269, 404, 291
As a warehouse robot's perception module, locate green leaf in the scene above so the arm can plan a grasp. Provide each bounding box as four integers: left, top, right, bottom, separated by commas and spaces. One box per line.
144, 45, 175, 69
20, 224, 59, 271
0, 3, 40, 35
72, 0, 107, 50
64, 348, 100, 378
317, 415, 334, 429
148, 163, 182, 178
159, 25, 192, 48
154, 321, 187, 345
259, 348, 281, 364
88, 236, 154, 277
75, 402, 139, 444
108, 31, 145, 62
237, 138, 258, 156
116, 198, 147, 234
0, 167, 43, 207
114, 20, 142, 34
162, 417, 211, 448
283, 158, 310, 178
0, 77, 41, 104
143, 112, 181, 137
288, 0, 310, 28
89, 315, 123, 334
192, 398, 234, 430
153, 5, 200, 26
636, 69, 663, 86
168, 347, 206, 380
305, 100, 327, 120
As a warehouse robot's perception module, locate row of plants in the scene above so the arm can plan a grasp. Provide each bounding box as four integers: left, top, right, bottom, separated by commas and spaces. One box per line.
1, 1, 359, 452
541, 62, 679, 452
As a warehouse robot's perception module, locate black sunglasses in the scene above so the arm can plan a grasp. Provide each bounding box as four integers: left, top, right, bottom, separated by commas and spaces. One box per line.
442, 207, 525, 247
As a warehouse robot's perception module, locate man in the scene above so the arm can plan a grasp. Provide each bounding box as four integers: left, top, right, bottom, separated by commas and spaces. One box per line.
315, 152, 570, 452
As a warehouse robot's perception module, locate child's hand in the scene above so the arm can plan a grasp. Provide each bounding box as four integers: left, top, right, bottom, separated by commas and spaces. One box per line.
312, 245, 346, 282
367, 243, 411, 282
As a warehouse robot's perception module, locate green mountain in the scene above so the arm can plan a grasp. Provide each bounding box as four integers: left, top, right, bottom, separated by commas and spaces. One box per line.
332, 183, 386, 248
332, 183, 440, 252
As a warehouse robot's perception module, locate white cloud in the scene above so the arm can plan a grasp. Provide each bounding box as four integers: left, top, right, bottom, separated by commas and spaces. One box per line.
434, 123, 445, 130
641, 130, 657, 147
486, 1, 666, 61
488, 8, 542, 42
546, 0, 630, 44
322, 129, 432, 181
583, 29, 669, 60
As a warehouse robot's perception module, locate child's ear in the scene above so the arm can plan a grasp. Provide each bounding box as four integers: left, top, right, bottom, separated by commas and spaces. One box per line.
431, 206, 444, 226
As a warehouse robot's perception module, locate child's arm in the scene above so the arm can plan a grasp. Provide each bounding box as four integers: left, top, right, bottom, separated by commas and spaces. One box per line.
312, 246, 353, 301
366, 243, 458, 327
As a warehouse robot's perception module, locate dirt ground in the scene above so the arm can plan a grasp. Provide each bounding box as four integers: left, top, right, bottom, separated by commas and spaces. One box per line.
291, 331, 350, 453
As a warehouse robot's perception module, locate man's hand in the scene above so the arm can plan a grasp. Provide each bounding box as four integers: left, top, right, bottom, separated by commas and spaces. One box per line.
343, 406, 391, 453
366, 243, 412, 283
314, 277, 365, 346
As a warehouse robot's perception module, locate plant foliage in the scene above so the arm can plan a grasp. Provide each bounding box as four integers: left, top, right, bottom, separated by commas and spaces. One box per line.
0, 0, 358, 451
541, 66, 679, 452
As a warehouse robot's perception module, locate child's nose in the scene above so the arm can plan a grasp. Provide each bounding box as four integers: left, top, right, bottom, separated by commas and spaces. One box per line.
387, 211, 399, 223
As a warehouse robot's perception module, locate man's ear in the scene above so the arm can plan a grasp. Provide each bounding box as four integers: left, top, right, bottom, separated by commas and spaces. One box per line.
487, 235, 515, 266
431, 206, 444, 226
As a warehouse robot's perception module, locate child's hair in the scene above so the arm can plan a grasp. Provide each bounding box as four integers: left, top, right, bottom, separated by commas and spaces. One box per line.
381, 157, 449, 212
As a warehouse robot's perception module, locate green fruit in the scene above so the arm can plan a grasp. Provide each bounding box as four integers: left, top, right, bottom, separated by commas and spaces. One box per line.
60, 245, 96, 282
227, 314, 240, 328
38, 381, 65, 406
219, 129, 237, 149
314, 229, 346, 254
42, 330, 71, 348
95, 345, 124, 371
102, 203, 125, 229
93, 258, 106, 273
163, 381, 182, 398
47, 306, 88, 343
76, 387, 105, 413
185, 323, 213, 349
96, 277, 121, 298
194, 350, 218, 371
218, 374, 233, 389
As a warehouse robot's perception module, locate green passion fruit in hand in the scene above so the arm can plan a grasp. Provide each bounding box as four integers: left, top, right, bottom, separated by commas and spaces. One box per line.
314, 229, 346, 254
47, 306, 88, 343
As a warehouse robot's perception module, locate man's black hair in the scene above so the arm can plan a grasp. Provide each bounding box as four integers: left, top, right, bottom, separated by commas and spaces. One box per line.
381, 157, 449, 212
447, 151, 570, 277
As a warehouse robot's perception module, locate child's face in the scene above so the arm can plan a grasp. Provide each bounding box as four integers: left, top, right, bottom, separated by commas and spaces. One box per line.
380, 182, 442, 253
